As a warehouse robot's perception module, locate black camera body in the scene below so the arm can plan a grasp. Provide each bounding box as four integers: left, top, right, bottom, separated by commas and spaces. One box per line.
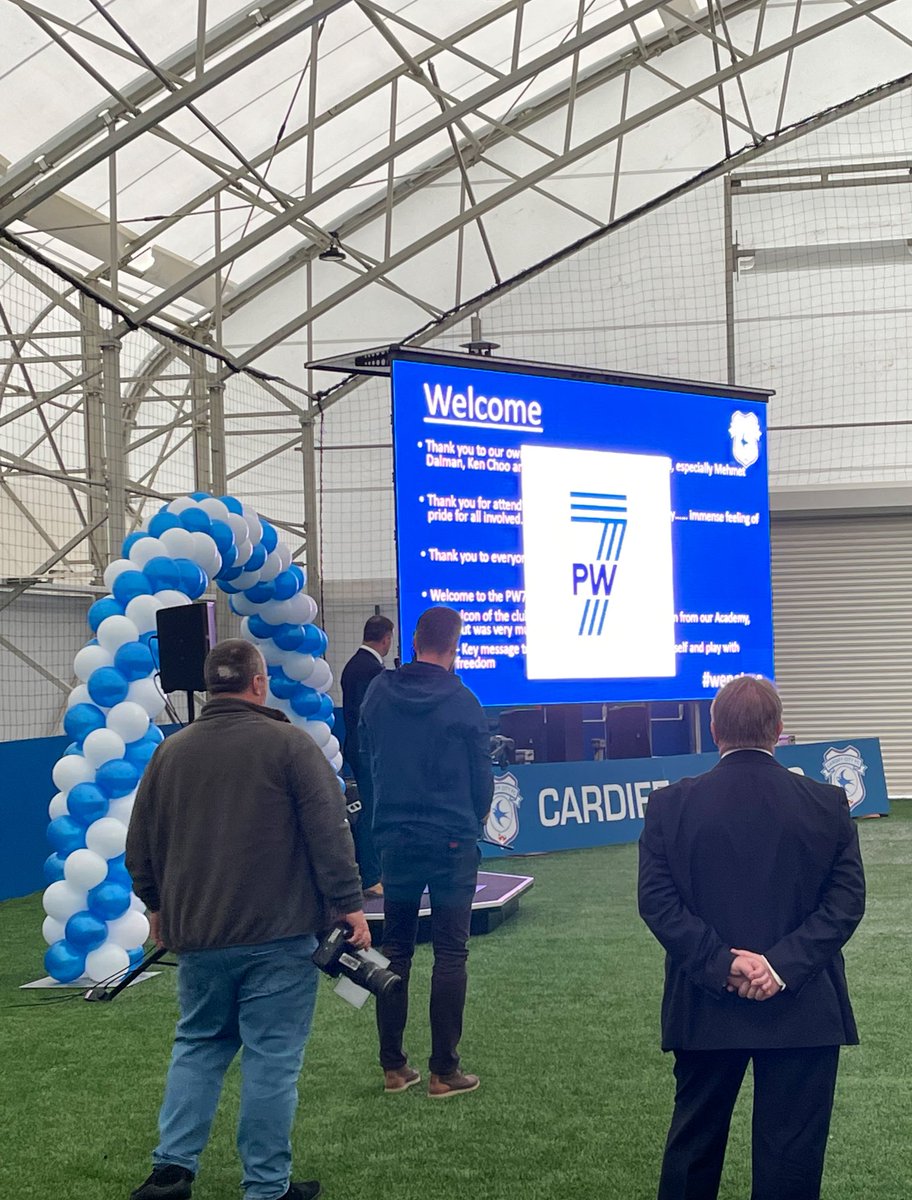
312, 925, 400, 997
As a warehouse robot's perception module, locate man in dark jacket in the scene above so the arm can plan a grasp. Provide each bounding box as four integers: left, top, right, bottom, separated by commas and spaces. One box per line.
340, 614, 394, 895
638, 675, 865, 1200
359, 606, 493, 1099
126, 639, 368, 1200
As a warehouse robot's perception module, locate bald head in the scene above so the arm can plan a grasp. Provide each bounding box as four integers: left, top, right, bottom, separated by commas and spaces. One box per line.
710, 675, 782, 754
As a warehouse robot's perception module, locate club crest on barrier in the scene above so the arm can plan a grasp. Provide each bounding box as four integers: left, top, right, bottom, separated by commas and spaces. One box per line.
484, 771, 523, 847
821, 745, 867, 810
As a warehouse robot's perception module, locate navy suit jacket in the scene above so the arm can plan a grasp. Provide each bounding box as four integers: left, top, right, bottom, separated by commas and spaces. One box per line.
638, 749, 865, 1051
340, 648, 383, 770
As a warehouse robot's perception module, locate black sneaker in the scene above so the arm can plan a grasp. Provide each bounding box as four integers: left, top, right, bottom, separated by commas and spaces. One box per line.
281, 1185, 322, 1200
130, 1164, 194, 1200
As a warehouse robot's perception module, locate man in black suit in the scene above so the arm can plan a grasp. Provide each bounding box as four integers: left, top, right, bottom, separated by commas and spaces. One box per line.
639, 675, 865, 1200
341, 614, 394, 895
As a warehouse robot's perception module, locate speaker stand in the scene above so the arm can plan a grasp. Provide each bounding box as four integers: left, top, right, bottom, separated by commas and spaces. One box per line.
186, 691, 196, 722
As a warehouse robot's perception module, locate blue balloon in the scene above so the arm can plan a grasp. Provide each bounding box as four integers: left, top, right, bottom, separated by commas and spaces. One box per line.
174, 558, 207, 599
180, 508, 212, 534
219, 495, 244, 514
288, 564, 306, 589
217, 579, 241, 594
114, 640, 156, 682
65, 910, 108, 950
260, 521, 278, 553
317, 693, 334, 721
215, 543, 238, 576
66, 782, 109, 824
273, 569, 302, 601
146, 723, 164, 744
248, 613, 278, 641
88, 880, 131, 921
218, 562, 244, 582
87, 596, 124, 631
290, 684, 322, 718
143, 556, 181, 591
268, 668, 298, 701
124, 734, 160, 771
47, 815, 87, 855
45, 940, 87, 983
44, 852, 67, 884
105, 853, 131, 886
139, 631, 161, 666
274, 623, 305, 652
189, 491, 211, 501
299, 625, 324, 655
209, 519, 235, 554
121, 531, 151, 557
148, 511, 181, 538
64, 702, 107, 743
96, 758, 140, 798
87, 666, 129, 708
245, 581, 275, 604
326, 712, 335, 730
64, 742, 82, 756
246, 543, 267, 572
128, 946, 146, 968
317, 629, 329, 656
112, 569, 153, 605
337, 774, 346, 793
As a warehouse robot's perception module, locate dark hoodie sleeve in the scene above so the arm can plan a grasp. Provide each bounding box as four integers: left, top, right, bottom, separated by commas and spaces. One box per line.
461, 688, 494, 823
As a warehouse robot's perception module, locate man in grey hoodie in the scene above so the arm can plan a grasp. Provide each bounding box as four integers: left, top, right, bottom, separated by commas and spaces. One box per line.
359, 606, 493, 1099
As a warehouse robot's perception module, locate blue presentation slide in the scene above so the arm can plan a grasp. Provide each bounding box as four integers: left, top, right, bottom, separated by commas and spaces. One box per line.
391, 355, 773, 706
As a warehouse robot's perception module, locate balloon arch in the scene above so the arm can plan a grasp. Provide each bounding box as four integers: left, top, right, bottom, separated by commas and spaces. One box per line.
41, 492, 340, 984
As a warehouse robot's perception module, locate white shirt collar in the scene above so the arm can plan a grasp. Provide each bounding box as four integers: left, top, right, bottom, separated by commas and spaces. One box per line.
720, 747, 774, 758
360, 644, 384, 665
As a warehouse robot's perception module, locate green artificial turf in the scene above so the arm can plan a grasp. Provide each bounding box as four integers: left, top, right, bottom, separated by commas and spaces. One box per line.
1, 804, 910, 1200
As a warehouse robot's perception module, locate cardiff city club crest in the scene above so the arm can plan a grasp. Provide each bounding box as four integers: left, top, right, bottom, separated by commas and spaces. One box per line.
484, 771, 523, 848
821, 745, 868, 810
729, 410, 762, 468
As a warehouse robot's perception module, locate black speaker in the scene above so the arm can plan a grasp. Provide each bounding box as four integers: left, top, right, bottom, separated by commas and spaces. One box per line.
156, 602, 216, 693
606, 704, 651, 759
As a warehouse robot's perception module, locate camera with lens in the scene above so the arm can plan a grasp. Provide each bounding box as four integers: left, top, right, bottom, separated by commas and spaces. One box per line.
312, 925, 401, 999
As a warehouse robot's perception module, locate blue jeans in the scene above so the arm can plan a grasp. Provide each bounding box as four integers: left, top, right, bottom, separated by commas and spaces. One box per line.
153, 936, 318, 1200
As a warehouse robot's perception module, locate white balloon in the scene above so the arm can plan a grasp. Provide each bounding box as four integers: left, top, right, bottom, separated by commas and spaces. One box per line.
323, 734, 341, 761
330, 752, 344, 773
67, 684, 92, 710
82, 727, 126, 769
154, 589, 192, 610
159, 526, 197, 559
52, 754, 95, 793
233, 539, 254, 567
302, 720, 333, 749
258, 639, 285, 666
233, 570, 264, 592
259, 551, 282, 582
284, 593, 317, 624
189, 531, 221, 576
74, 643, 114, 682
42, 880, 87, 922
226, 514, 250, 542
106, 701, 150, 744
97, 614, 140, 655
284, 653, 315, 682
125, 593, 164, 634
242, 506, 263, 545
107, 793, 135, 824
308, 659, 333, 693
86, 816, 128, 859
276, 544, 292, 571
49, 791, 69, 820
42, 916, 66, 946
166, 496, 198, 515
103, 559, 134, 590
85, 941, 130, 983
106, 909, 150, 950
230, 593, 259, 617
199, 497, 230, 522
63, 848, 109, 891
127, 676, 167, 718
128, 536, 167, 569
130, 893, 146, 913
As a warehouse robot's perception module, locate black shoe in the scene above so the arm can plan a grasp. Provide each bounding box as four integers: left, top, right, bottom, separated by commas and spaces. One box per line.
130, 1165, 194, 1200
280, 1185, 321, 1200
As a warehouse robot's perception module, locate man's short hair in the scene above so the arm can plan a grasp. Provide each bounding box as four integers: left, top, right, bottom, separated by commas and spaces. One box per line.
204, 639, 265, 695
414, 606, 462, 655
363, 614, 394, 644
711, 675, 782, 749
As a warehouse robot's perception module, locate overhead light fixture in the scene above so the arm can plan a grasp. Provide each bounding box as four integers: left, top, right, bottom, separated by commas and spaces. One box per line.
319, 232, 346, 262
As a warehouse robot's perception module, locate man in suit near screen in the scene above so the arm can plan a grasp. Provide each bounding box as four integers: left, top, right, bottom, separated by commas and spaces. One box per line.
341, 614, 394, 896
639, 675, 865, 1200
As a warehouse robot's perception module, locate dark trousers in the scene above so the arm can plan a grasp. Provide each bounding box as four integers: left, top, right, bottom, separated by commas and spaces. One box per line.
349, 761, 380, 890
658, 1046, 840, 1200
375, 838, 479, 1076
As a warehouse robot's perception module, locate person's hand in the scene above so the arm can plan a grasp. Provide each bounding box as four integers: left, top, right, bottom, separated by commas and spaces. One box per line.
727, 949, 780, 1000
344, 911, 371, 950
149, 911, 165, 950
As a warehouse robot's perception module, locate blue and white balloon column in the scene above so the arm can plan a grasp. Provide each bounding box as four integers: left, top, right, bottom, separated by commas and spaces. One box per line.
41, 493, 341, 983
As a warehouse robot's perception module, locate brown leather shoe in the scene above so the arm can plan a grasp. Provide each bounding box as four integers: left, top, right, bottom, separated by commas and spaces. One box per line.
363, 882, 384, 898
428, 1069, 480, 1099
384, 1065, 421, 1093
